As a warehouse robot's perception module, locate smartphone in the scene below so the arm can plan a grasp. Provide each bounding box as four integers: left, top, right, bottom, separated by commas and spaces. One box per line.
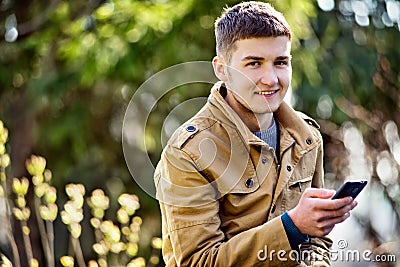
331, 180, 368, 200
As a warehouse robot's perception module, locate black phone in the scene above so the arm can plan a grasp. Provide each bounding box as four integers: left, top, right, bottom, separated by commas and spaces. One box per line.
331, 180, 368, 200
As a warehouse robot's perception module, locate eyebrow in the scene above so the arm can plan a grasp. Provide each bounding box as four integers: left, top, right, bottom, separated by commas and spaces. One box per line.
241, 56, 264, 61
241, 55, 292, 61
277, 55, 292, 61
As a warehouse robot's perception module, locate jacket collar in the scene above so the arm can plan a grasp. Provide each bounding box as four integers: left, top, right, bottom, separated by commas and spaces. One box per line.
275, 102, 320, 154
207, 82, 320, 153
208, 82, 265, 146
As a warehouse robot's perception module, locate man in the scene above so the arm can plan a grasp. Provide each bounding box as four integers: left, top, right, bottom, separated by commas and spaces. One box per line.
154, 1, 357, 266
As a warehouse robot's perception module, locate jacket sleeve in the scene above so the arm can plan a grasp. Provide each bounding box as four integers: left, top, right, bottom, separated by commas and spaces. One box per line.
299, 131, 333, 267
155, 144, 299, 267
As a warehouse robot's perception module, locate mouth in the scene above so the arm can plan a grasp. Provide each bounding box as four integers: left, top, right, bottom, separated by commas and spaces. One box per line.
255, 89, 279, 96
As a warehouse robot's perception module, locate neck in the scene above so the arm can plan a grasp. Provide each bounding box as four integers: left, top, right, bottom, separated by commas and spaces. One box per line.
225, 91, 273, 132
254, 113, 274, 132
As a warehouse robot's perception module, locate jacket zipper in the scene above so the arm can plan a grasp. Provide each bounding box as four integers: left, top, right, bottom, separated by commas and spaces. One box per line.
268, 140, 296, 218
272, 140, 296, 175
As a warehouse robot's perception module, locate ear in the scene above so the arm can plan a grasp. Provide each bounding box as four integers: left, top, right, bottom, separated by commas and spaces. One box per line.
212, 56, 228, 82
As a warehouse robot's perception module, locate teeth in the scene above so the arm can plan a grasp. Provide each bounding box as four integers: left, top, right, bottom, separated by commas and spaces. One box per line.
256, 91, 276, 95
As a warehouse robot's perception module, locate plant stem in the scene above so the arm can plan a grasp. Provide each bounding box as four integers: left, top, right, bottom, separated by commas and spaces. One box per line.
20, 220, 34, 263
1, 167, 21, 267
46, 220, 55, 267
120, 222, 129, 266
94, 227, 107, 264
5, 215, 21, 267
110, 253, 119, 267
94, 227, 103, 243
34, 195, 52, 267
71, 236, 86, 267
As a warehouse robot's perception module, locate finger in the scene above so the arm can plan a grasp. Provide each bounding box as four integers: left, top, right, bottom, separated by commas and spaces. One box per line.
309, 196, 353, 212
319, 212, 351, 229
320, 225, 335, 236
303, 188, 336, 199
319, 197, 354, 211
319, 202, 355, 220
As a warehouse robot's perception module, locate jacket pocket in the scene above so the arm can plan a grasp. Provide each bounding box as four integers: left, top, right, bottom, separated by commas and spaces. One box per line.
221, 176, 261, 214
229, 175, 260, 194
288, 176, 313, 192
220, 177, 266, 234
283, 176, 313, 211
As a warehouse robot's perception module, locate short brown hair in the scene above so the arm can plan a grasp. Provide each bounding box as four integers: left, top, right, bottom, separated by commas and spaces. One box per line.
215, 1, 292, 61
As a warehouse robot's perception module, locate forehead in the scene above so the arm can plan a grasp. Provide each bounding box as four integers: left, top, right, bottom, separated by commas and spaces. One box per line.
230, 36, 291, 60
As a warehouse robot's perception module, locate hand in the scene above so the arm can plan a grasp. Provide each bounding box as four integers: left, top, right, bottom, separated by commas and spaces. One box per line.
287, 188, 357, 237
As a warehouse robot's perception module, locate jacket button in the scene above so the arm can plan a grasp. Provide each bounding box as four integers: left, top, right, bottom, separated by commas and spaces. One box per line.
306, 138, 312, 145
271, 204, 276, 213
245, 178, 254, 188
286, 165, 292, 172
261, 158, 267, 164
186, 125, 196, 132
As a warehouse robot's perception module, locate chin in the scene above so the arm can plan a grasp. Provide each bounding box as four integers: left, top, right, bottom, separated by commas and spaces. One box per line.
253, 108, 275, 114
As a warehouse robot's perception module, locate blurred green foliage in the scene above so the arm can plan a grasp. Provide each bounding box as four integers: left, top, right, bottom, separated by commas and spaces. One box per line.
1, 0, 400, 266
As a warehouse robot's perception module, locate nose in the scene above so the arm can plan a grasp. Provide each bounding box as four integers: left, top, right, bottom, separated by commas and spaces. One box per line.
260, 64, 278, 86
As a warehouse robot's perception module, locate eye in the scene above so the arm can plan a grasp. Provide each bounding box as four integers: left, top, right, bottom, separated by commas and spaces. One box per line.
275, 60, 289, 66
245, 61, 261, 67
275, 56, 291, 67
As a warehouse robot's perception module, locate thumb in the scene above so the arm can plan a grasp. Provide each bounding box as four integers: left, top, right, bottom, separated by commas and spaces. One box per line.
304, 188, 335, 199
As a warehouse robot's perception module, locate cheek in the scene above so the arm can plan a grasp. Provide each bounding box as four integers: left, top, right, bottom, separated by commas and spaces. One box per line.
278, 70, 292, 86
227, 70, 256, 89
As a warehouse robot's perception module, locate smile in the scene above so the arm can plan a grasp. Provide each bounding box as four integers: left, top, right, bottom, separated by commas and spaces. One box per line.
255, 90, 279, 95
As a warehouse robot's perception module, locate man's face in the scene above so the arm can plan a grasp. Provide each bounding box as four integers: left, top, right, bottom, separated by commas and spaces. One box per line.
219, 36, 292, 115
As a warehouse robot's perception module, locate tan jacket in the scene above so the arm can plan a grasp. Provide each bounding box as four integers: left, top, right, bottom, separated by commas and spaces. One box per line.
154, 82, 332, 266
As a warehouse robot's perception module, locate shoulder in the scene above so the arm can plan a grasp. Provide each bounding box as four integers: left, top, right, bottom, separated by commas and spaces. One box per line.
296, 111, 320, 130
296, 111, 323, 142
167, 108, 219, 149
